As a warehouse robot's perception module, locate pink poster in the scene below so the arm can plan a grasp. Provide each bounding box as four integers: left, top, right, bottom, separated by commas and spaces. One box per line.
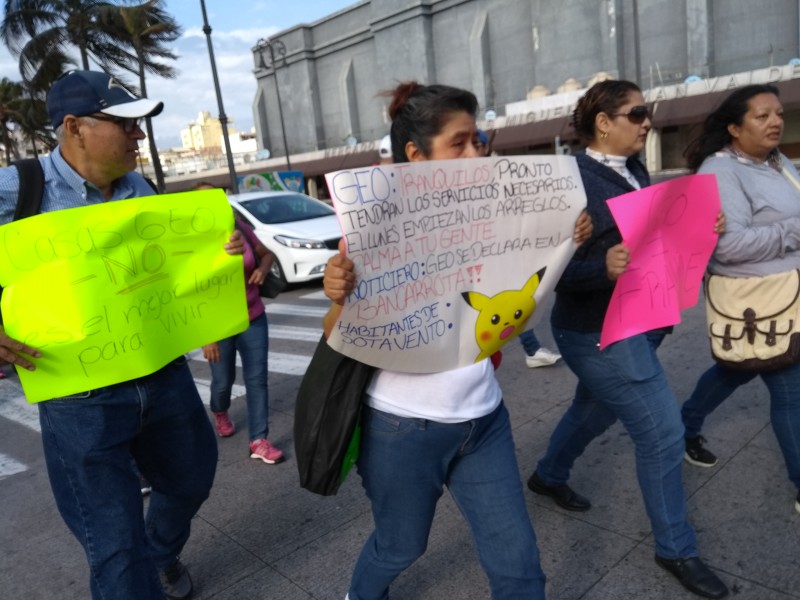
600, 174, 720, 349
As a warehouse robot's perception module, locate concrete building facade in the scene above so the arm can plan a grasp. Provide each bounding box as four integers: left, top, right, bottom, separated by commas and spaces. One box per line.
248, 0, 800, 184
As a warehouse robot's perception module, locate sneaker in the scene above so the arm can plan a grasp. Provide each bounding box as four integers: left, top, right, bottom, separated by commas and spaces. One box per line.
0, 370, 6, 379
140, 475, 152, 497
249, 439, 284, 464
213, 411, 234, 437
159, 558, 193, 600
795, 491, 799, 514
525, 347, 561, 368
684, 436, 718, 468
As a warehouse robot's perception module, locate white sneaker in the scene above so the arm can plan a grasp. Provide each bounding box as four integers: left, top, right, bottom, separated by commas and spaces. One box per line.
525, 348, 561, 368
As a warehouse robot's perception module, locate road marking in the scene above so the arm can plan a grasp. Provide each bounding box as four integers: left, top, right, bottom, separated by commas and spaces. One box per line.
0, 379, 40, 432
193, 379, 247, 406
188, 350, 312, 375
265, 303, 328, 318
269, 324, 322, 342
299, 290, 328, 301
0, 453, 27, 478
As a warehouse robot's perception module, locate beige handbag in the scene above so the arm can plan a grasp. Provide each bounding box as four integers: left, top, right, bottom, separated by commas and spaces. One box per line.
705, 269, 800, 370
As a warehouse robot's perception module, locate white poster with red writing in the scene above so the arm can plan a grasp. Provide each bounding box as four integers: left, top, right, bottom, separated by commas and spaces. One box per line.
324, 156, 587, 373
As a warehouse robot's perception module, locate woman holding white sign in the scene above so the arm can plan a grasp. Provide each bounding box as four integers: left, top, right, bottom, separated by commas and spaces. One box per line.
323, 81, 591, 600
679, 84, 800, 516
528, 80, 729, 599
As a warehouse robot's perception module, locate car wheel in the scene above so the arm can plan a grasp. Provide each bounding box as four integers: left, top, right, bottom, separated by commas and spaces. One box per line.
270, 257, 287, 283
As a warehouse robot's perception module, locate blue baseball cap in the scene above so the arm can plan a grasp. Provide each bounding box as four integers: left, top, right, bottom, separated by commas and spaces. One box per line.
46, 70, 164, 128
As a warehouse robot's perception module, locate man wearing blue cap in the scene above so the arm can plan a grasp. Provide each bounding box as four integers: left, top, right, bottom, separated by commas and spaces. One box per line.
0, 71, 242, 599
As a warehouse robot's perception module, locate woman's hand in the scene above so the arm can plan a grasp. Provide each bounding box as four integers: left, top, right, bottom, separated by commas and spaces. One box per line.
714, 211, 726, 235
606, 243, 630, 281
202, 342, 221, 363
224, 229, 245, 255
248, 267, 267, 286
573, 210, 593, 245
324, 240, 355, 305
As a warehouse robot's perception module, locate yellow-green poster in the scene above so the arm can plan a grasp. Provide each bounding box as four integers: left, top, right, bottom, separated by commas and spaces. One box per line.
0, 189, 249, 402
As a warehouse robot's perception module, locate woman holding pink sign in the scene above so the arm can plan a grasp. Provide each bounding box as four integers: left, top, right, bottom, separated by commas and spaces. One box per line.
680, 84, 800, 516
528, 80, 728, 599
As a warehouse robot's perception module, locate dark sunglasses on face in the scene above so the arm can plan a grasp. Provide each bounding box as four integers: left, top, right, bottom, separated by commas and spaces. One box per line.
89, 113, 142, 133
610, 105, 650, 124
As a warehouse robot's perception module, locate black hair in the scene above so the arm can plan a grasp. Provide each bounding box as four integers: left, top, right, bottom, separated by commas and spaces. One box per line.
684, 84, 780, 172
383, 82, 478, 163
571, 79, 642, 143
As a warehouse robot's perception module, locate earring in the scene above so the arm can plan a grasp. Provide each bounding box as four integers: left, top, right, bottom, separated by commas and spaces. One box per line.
600, 131, 608, 140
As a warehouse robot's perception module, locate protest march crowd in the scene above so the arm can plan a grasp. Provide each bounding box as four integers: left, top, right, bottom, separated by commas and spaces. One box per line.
0, 66, 797, 600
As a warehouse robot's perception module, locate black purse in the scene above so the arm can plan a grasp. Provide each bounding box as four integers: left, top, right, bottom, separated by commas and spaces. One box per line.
259, 272, 287, 299
294, 334, 375, 496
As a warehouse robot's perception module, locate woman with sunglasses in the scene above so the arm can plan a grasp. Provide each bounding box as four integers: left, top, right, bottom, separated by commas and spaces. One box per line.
527, 80, 728, 599
679, 84, 800, 515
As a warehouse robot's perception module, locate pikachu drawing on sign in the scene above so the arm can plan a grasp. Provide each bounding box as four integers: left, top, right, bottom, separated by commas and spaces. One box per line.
462, 268, 546, 362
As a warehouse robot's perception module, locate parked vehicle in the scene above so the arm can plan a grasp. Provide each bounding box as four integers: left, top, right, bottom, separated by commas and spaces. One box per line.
228, 191, 342, 284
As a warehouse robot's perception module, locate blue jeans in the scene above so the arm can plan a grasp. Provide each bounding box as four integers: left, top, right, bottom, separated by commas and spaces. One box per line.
682, 362, 800, 489
209, 312, 270, 441
537, 327, 697, 559
349, 402, 545, 600
518, 329, 542, 356
38, 357, 217, 600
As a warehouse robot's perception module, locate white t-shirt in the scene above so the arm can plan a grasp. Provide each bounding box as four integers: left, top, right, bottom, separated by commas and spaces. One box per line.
366, 359, 502, 423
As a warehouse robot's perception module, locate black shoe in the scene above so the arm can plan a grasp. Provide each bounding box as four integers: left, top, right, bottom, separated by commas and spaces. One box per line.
685, 436, 718, 468
655, 555, 729, 599
527, 471, 591, 512
160, 558, 193, 600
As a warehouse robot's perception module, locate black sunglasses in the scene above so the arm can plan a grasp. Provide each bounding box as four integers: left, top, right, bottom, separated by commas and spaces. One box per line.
89, 113, 142, 133
610, 105, 650, 124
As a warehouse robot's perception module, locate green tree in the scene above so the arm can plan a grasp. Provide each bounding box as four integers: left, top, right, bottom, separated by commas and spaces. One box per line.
0, 77, 26, 165
100, 0, 181, 192
1, 1, 128, 83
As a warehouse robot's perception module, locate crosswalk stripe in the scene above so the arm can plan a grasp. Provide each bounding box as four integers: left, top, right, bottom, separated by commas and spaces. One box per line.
192, 379, 247, 406
265, 303, 328, 318
0, 452, 27, 478
0, 379, 40, 432
188, 350, 312, 376
299, 290, 328, 301
269, 324, 322, 342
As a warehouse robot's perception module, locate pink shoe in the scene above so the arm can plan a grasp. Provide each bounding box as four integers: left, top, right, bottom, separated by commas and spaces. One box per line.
213, 412, 235, 437
249, 439, 284, 464
0, 371, 6, 379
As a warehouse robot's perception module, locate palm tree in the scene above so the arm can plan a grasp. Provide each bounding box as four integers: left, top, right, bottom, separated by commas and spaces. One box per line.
0, 77, 26, 165
1, 1, 129, 84
100, 0, 181, 192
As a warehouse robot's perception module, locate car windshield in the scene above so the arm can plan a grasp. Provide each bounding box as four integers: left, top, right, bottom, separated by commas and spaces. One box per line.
238, 193, 334, 225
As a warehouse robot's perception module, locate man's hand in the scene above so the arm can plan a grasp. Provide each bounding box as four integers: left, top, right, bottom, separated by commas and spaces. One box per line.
0, 326, 41, 371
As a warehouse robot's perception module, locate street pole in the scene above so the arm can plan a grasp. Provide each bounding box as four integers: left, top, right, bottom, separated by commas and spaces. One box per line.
256, 38, 292, 171
199, 0, 239, 193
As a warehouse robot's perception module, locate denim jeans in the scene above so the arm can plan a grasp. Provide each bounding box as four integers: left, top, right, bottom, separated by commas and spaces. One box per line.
518, 329, 542, 356
682, 362, 800, 489
349, 402, 545, 600
538, 327, 697, 559
209, 312, 270, 441
38, 357, 217, 600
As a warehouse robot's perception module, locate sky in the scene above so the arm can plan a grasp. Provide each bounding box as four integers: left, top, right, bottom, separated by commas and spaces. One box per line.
0, 0, 359, 148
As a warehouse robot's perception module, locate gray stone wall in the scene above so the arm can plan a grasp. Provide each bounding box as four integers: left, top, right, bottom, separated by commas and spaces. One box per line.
252, 0, 800, 157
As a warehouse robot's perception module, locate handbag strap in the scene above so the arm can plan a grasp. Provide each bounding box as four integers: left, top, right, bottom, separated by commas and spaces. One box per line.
783, 166, 800, 192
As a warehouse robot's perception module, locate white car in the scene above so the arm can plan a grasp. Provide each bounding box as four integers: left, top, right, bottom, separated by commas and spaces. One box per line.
228, 191, 342, 284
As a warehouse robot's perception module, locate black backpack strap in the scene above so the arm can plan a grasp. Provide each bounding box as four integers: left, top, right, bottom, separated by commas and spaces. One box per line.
12, 158, 45, 221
